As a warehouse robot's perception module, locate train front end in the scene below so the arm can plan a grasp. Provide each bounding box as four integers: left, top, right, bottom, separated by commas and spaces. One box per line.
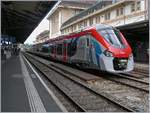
96, 26, 134, 73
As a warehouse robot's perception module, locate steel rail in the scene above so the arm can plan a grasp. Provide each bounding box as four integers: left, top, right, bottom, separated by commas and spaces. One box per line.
24, 53, 135, 112
26, 52, 149, 93
120, 72, 149, 80
23, 54, 86, 112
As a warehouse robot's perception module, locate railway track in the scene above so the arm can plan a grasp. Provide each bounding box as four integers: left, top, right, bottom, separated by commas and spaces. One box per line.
134, 65, 149, 74
133, 69, 149, 75
24, 52, 149, 111
119, 71, 149, 84
131, 70, 149, 77
51, 61, 149, 92
120, 71, 149, 79
103, 72, 149, 92
23, 53, 135, 112
30, 51, 149, 92
50, 62, 149, 92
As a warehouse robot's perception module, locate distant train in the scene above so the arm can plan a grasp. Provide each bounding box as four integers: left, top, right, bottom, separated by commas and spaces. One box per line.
30, 24, 134, 73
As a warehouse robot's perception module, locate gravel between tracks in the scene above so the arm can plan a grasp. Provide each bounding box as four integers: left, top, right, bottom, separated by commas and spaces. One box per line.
24, 53, 132, 112
25, 52, 149, 112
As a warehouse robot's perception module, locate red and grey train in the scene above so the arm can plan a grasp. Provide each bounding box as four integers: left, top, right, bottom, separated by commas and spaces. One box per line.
30, 24, 134, 73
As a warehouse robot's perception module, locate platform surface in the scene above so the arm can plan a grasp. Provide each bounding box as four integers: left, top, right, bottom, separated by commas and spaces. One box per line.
1, 53, 63, 112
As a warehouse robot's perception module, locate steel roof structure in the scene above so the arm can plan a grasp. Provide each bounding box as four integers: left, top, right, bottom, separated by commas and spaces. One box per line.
2, 1, 56, 43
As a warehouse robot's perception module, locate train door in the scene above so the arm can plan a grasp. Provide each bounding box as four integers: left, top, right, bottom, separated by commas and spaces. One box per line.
63, 40, 67, 62
51, 45, 54, 59
54, 44, 57, 59
88, 35, 100, 68
74, 34, 94, 67
77, 35, 88, 62
86, 35, 91, 63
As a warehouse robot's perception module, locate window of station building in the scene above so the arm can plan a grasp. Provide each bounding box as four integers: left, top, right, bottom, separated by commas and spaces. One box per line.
105, 12, 110, 20
78, 23, 80, 29
67, 28, 69, 33
56, 44, 63, 55
84, 20, 87, 27
131, 3, 135, 12
96, 16, 100, 23
89, 18, 93, 26
78, 22, 83, 29
120, 7, 124, 15
81, 22, 84, 28
75, 9, 80, 15
116, 9, 119, 16
73, 25, 76, 31
70, 26, 73, 32
116, 7, 124, 17
136, 1, 141, 11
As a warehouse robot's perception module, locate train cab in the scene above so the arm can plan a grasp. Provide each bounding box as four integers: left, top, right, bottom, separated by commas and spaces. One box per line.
92, 24, 134, 72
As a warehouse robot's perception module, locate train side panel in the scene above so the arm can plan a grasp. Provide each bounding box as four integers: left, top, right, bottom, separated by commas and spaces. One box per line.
30, 24, 134, 73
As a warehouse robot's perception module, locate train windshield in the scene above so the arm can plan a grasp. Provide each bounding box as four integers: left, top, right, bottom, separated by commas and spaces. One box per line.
98, 29, 125, 48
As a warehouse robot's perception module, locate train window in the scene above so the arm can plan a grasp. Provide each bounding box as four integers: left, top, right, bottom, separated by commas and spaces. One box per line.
98, 29, 125, 48
42, 47, 48, 53
49, 46, 52, 53
50, 46, 54, 53
87, 38, 89, 47
42, 44, 49, 53
57, 44, 63, 55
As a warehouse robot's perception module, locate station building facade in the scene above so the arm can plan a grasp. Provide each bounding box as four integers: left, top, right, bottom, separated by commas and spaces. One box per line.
34, 30, 49, 44
47, 1, 96, 39
61, 0, 148, 34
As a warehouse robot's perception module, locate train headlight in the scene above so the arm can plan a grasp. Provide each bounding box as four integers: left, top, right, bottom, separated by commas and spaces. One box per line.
104, 50, 113, 57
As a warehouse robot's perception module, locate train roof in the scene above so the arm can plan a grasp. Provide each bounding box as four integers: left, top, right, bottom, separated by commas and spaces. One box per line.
44, 24, 114, 44
87, 24, 113, 31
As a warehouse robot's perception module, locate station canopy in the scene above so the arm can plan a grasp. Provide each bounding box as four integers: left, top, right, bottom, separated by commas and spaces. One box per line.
2, 1, 56, 43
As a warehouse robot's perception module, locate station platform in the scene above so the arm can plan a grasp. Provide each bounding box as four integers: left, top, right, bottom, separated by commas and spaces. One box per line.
1, 53, 66, 112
